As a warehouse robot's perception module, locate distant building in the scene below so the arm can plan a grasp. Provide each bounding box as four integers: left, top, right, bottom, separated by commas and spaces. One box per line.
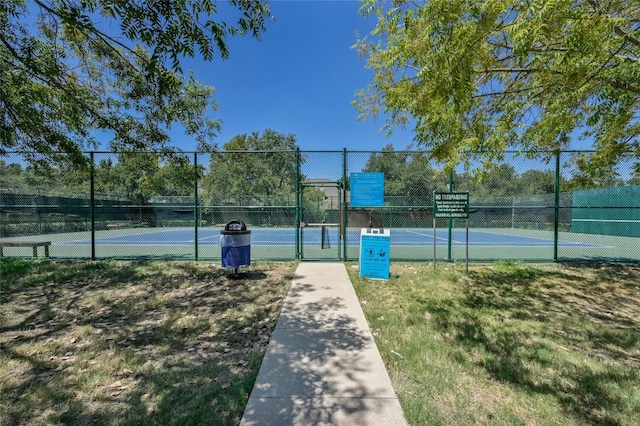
303, 178, 347, 208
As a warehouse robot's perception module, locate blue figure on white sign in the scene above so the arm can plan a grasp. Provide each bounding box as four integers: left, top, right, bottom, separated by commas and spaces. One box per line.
359, 228, 390, 280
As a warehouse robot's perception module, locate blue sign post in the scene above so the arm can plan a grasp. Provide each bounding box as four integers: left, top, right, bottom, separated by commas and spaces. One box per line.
359, 228, 390, 280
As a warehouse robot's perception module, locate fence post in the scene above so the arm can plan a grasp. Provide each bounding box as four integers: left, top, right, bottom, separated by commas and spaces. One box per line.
554, 152, 560, 262
342, 148, 348, 261
194, 152, 199, 261
90, 152, 96, 260
295, 148, 301, 259
448, 171, 453, 262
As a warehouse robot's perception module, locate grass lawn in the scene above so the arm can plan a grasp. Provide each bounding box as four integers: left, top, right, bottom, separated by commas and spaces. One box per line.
0, 259, 295, 426
3, 259, 639, 425
349, 261, 640, 426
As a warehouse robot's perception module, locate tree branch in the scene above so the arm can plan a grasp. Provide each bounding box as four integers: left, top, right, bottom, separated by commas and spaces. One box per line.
603, 78, 640, 95
0, 34, 20, 59
32, 0, 146, 71
478, 67, 564, 75
613, 24, 640, 48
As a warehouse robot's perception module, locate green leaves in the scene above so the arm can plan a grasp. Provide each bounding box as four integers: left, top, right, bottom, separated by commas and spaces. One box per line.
0, 0, 272, 166
203, 130, 300, 204
355, 0, 640, 177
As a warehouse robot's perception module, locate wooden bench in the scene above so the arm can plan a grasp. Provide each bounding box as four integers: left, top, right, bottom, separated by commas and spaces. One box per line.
0, 241, 51, 257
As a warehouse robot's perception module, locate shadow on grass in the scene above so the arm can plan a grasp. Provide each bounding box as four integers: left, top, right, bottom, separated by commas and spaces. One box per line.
426, 263, 640, 425
0, 259, 294, 425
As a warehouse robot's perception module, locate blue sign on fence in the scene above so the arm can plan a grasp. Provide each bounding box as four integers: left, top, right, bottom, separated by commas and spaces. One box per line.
350, 172, 384, 207
359, 228, 390, 280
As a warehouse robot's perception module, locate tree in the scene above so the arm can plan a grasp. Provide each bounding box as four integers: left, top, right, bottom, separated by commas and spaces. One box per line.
0, 0, 272, 166
568, 160, 626, 189
355, 0, 640, 177
203, 130, 302, 204
93, 152, 201, 202
363, 144, 411, 195
628, 174, 640, 185
0, 160, 24, 186
519, 169, 557, 195
153, 156, 201, 197
96, 152, 160, 203
362, 143, 445, 203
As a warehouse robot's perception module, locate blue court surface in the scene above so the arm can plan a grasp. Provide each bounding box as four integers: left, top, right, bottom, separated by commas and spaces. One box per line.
61, 228, 601, 248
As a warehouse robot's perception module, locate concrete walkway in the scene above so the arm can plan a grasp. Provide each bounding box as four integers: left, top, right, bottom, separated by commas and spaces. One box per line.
240, 262, 407, 426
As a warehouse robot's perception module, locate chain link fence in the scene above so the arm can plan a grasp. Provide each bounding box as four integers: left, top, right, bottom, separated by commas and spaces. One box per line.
1, 149, 638, 262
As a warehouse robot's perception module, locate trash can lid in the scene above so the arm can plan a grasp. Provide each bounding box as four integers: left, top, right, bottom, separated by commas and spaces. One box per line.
221, 220, 250, 235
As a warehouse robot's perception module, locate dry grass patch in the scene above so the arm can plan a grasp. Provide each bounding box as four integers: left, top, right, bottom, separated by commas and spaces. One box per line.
1, 259, 295, 425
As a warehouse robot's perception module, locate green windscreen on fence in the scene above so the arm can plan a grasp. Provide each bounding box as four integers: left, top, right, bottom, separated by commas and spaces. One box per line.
571, 185, 640, 237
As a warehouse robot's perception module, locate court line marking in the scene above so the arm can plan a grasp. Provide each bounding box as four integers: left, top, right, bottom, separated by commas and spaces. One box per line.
65, 240, 602, 248
468, 228, 609, 248
405, 229, 451, 243
56, 228, 607, 248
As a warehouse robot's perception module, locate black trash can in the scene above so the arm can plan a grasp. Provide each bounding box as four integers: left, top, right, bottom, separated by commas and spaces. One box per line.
220, 220, 251, 272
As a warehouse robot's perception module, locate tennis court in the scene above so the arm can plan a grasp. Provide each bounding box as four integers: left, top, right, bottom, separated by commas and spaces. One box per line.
58, 227, 602, 248
2, 224, 638, 261
6, 225, 625, 262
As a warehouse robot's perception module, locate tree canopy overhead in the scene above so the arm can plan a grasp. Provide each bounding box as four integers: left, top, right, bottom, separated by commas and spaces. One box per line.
355, 0, 640, 178
0, 0, 272, 166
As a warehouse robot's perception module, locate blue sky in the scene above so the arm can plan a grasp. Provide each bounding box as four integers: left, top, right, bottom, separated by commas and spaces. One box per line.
176, 0, 416, 152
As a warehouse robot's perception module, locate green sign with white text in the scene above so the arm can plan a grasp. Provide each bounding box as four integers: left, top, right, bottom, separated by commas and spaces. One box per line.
434, 192, 470, 218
